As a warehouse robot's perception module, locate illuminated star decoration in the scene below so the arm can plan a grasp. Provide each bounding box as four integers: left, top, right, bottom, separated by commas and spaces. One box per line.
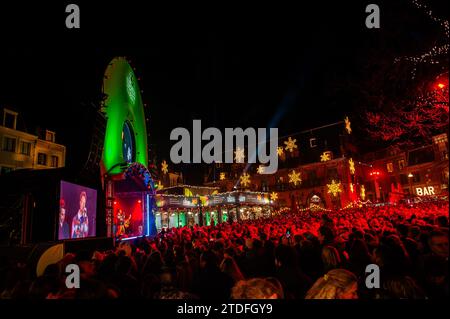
327, 180, 342, 197
350, 183, 354, 193
270, 192, 278, 201
219, 172, 226, 180
344, 116, 352, 134
161, 160, 169, 174
349, 158, 355, 175
284, 137, 298, 153
234, 147, 245, 163
257, 165, 265, 174
239, 172, 251, 187
288, 170, 302, 186
320, 152, 331, 162
277, 146, 284, 156
360, 185, 366, 200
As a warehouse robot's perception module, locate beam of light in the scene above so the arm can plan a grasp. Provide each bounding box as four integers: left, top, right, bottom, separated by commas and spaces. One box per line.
235, 89, 297, 188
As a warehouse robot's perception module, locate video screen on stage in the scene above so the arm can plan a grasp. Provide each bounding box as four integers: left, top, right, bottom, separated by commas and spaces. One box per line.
58, 180, 97, 240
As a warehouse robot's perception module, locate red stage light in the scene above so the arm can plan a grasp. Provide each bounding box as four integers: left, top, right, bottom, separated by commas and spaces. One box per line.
113, 201, 117, 205
138, 200, 142, 204
437, 83, 445, 89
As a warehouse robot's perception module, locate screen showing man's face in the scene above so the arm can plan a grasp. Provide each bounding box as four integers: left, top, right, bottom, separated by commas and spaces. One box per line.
60, 208, 65, 223
80, 195, 86, 211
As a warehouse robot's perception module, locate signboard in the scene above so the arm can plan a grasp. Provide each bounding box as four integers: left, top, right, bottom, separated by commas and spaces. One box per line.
415, 186, 437, 196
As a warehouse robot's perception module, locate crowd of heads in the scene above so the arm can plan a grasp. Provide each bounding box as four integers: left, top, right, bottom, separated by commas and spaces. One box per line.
0, 201, 448, 299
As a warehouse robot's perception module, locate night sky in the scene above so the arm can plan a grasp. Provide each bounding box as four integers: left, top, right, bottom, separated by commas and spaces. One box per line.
0, 1, 445, 183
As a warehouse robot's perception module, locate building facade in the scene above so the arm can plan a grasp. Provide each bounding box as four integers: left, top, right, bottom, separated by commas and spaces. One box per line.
204, 118, 363, 209
363, 133, 449, 201
0, 108, 66, 174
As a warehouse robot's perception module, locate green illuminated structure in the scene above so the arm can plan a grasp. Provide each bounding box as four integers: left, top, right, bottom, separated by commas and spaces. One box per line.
101, 57, 148, 175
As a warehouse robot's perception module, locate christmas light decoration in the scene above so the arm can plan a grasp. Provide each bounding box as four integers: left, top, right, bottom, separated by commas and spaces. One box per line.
257, 165, 265, 174
394, 0, 449, 78
156, 180, 164, 190
161, 160, 169, 174
349, 158, 355, 175
344, 116, 352, 134
360, 185, 366, 200
288, 170, 302, 186
219, 172, 226, 180
277, 146, 284, 156
327, 180, 342, 197
234, 147, 245, 163
270, 192, 278, 201
240, 173, 251, 187
284, 137, 298, 153
320, 152, 331, 162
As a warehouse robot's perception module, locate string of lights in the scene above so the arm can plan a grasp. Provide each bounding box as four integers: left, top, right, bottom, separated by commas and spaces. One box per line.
395, 0, 449, 78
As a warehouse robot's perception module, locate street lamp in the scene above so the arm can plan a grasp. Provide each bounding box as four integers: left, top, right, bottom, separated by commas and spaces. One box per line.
408, 173, 414, 198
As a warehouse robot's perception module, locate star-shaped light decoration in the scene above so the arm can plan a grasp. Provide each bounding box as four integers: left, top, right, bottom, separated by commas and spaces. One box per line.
277, 146, 284, 157
360, 185, 366, 200
350, 183, 354, 193
234, 147, 245, 163
239, 172, 251, 187
320, 152, 331, 162
219, 172, 226, 180
284, 137, 298, 153
349, 158, 355, 175
327, 180, 342, 197
288, 170, 302, 186
257, 165, 265, 174
344, 116, 352, 134
161, 160, 169, 174
270, 192, 278, 201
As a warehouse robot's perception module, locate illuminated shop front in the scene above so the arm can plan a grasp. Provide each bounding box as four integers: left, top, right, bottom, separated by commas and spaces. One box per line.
153, 191, 274, 231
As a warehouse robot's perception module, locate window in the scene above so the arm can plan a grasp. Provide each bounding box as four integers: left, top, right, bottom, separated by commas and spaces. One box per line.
3, 137, 16, 152
398, 159, 406, 170
400, 174, 408, 185
3, 109, 17, 129
412, 172, 421, 183
20, 141, 31, 155
45, 130, 55, 143
386, 162, 394, 173
327, 168, 339, 180
50, 155, 59, 168
37, 153, 47, 166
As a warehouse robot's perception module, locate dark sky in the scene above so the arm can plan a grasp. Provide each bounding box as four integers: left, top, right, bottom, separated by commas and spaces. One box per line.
0, 1, 445, 183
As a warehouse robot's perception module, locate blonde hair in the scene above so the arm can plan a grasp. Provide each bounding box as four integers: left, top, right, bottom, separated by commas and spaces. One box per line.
305, 269, 357, 299
231, 278, 281, 299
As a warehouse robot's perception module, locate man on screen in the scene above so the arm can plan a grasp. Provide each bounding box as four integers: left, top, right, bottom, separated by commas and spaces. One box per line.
71, 191, 89, 238
58, 199, 70, 239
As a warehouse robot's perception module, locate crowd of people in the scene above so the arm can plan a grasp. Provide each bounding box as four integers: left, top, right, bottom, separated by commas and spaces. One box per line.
0, 201, 448, 299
